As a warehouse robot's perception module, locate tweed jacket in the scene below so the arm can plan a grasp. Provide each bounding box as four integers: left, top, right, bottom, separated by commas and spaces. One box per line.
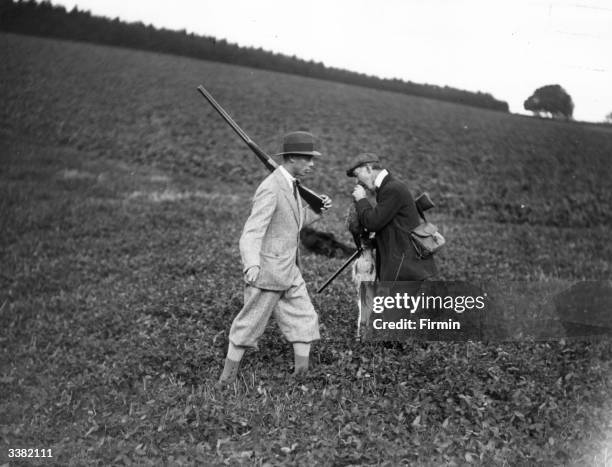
240, 167, 319, 291
356, 173, 436, 281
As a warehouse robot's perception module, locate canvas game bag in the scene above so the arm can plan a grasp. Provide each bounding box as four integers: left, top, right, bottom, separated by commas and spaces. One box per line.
410, 221, 445, 259
410, 193, 446, 259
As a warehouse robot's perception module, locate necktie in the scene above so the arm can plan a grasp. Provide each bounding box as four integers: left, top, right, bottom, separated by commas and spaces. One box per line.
292, 180, 298, 200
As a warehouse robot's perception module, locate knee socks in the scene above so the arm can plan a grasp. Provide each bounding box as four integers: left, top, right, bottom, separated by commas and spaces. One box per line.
293, 342, 310, 374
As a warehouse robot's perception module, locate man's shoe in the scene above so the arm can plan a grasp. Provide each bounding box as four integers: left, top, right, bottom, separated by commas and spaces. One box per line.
293, 355, 309, 376
215, 358, 240, 389
287, 368, 309, 385
292, 366, 308, 377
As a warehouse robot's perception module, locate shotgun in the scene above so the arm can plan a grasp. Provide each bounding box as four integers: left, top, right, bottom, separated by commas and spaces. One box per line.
317, 246, 363, 293
197, 85, 326, 213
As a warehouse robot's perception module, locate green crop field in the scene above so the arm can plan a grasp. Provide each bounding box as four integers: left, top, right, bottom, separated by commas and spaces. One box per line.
1, 32, 611, 465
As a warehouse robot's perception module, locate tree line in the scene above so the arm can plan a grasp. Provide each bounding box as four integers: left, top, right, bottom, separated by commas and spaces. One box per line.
0, 0, 509, 112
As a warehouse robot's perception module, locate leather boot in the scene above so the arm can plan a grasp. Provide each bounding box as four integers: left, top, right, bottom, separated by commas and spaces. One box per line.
215, 358, 240, 389
293, 354, 309, 376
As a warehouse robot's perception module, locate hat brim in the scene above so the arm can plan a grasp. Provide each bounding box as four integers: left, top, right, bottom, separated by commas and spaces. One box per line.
346, 164, 366, 177
274, 151, 323, 158
346, 158, 379, 177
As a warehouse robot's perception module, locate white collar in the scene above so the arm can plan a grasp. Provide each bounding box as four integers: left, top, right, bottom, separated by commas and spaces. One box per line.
374, 169, 389, 189
278, 165, 296, 189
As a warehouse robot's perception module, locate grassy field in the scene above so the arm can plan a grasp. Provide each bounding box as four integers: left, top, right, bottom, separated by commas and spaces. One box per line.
1, 32, 611, 465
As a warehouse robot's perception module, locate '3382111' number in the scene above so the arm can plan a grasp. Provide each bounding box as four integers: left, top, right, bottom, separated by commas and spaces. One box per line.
8, 448, 53, 457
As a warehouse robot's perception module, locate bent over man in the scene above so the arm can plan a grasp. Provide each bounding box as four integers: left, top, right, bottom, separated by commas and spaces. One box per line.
217, 131, 332, 386
348, 153, 436, 282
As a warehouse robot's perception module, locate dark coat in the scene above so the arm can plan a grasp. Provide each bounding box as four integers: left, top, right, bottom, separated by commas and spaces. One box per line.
355, 173, 436, 281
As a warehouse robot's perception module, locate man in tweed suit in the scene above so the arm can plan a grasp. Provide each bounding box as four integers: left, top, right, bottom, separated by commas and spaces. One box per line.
217, 131, 332, 386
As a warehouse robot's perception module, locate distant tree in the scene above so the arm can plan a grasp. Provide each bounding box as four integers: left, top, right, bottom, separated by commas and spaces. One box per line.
524, 84, 574, 119
605, 112, 612, 125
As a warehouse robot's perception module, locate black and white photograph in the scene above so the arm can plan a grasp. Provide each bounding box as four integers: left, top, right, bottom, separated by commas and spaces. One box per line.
1, 0, 611, 464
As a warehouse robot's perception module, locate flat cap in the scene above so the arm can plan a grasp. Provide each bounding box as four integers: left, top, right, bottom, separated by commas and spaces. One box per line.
346, 153, 380, 177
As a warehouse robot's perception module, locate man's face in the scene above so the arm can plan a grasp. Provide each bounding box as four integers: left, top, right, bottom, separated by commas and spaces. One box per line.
353, 165, 375, 191
291, 155, 315, 178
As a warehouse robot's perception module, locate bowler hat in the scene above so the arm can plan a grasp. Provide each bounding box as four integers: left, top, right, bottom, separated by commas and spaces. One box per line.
275, 131, 322, 157
346, 153, 380, 177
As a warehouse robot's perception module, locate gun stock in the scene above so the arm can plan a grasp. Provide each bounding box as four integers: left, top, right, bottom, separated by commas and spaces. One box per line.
197, 85, 325, 213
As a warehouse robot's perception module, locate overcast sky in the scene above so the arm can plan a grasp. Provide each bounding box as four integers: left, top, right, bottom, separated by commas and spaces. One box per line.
50, 0, 612, 122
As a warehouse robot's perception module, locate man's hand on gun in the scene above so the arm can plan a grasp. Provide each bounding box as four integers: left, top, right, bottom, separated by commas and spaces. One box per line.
320, 195, 333, 212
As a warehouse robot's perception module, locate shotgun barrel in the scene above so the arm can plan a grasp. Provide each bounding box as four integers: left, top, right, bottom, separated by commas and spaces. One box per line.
317, 247, 363, 293
197, 85, 326, 213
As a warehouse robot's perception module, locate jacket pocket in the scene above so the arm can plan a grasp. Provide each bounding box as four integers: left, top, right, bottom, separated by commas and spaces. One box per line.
261, 237, 290, 256
256, 251, 295, 289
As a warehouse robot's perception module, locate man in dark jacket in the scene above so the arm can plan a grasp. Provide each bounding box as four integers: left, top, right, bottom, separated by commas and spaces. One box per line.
348, 153, 436, 281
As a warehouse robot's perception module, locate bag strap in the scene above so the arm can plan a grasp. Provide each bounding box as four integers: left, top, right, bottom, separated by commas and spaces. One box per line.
414, 192, 435, 223
416, 202, 427, 223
